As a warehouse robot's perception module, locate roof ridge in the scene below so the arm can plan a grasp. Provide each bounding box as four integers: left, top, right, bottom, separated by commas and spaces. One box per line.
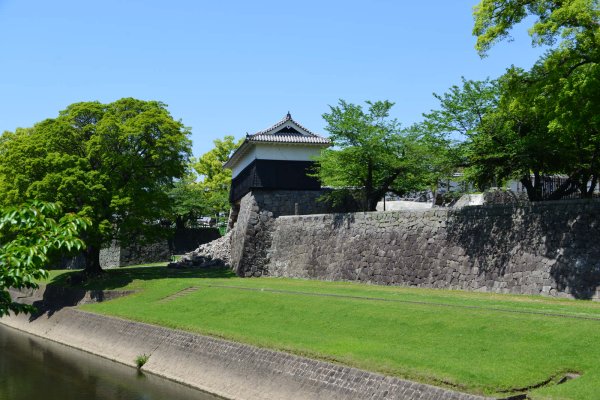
250, 113, 322, 138
224, 115, 330, 169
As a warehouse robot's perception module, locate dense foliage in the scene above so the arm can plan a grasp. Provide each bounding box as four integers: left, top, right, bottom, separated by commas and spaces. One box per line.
0, 202, 88, 316
417, 0, 600, 200
0, 98, 191, 273
473, 0, 599, 58
166, 136, 240, 230
166, 171, 207, 229
193, 135, 241, 224
315, 100, 453, 210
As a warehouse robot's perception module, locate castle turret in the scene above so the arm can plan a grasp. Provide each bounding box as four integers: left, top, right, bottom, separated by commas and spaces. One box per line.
224, 113, 330, 203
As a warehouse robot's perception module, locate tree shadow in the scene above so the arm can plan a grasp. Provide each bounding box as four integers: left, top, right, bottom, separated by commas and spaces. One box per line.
446, 202, 600, 299
446, 205, 519, 278
317, 188, 364, 213
22, 266, 235, 321
27, 285, 89, 321
548, 208, 600, 299
49, 266, 235, 291
331, 213, 356, 230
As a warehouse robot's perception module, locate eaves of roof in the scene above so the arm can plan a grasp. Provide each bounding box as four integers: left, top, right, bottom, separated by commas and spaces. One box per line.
223, 113, 330, 169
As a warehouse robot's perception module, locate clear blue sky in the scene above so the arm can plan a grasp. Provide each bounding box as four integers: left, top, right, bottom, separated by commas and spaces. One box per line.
0, 0, 546, 156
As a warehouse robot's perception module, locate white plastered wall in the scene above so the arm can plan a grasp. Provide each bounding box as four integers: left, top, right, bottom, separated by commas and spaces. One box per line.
231, 144, 323, 178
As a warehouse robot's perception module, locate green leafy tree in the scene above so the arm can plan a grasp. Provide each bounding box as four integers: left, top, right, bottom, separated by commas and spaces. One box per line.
541, 60, 600, 197
532, 32, 599, 197
0, 202, 89, 316
422, 73, 579, 200
470, 68, 566, 199
166, 169, 207, 230
316, 100, 444, 211
473, 0, 599, 59
0, 98, 191, 275
418, 78, 500, 191
193, 136, 241, 224
422, 77, 499, 139
472, 1, 599, 199
404, 122, 465, 197
430, 66, 597, 200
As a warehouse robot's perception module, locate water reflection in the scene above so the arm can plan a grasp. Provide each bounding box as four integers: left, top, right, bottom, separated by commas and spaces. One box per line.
0, 324, 221, 400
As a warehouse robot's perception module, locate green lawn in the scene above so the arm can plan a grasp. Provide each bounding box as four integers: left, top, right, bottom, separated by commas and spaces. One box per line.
45, 265, 600, 399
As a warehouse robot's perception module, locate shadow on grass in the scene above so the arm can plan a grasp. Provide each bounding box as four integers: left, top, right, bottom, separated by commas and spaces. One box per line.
18, 266, 235, 323
49, 266, 236, 291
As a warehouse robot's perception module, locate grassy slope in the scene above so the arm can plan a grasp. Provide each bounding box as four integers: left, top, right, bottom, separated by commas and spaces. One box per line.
46, 266, 600, 399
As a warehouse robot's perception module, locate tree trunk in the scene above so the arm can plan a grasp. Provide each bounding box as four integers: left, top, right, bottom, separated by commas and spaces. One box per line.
520, 175, 536, 201
588, 175, 598, 197
533, 171, 543, 200
365, 160, 375, 211
84, 245, 103, 276
365, 167, 404, 212
520, 171, 543, 201
578, 173, 597, 198
367, 197, 378, 211
175, 216, 185, 230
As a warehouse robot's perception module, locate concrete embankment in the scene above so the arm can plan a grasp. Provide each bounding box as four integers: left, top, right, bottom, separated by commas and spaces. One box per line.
2, 288, 490, 400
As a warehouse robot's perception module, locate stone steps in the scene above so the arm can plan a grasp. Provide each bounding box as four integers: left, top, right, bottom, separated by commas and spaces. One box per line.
158, 287, 200, 303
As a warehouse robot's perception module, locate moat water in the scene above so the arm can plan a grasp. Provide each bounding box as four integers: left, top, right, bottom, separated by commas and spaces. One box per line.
0, 323, 220, 400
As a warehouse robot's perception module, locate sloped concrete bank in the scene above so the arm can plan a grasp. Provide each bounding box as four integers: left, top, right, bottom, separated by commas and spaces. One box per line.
1, 297, 489, 400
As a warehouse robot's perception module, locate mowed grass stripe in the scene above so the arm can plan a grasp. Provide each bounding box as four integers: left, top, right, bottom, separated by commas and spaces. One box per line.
206, 284, 600, 322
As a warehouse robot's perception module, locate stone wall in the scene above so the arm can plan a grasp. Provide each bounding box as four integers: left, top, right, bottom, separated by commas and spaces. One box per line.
249, 189, 335, 217
54, 228, 221, 270
51, 241, 171, 270
229, 189, 359, 276
230, 192, 275, 276
97, 239, 171, 269
266, 200, 600, 300
98, 241, 123, 269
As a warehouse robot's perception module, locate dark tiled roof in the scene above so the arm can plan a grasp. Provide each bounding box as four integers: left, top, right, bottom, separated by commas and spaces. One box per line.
224, 113, 330, 170
247, 112, 330, 145
250, 133, 330, 144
